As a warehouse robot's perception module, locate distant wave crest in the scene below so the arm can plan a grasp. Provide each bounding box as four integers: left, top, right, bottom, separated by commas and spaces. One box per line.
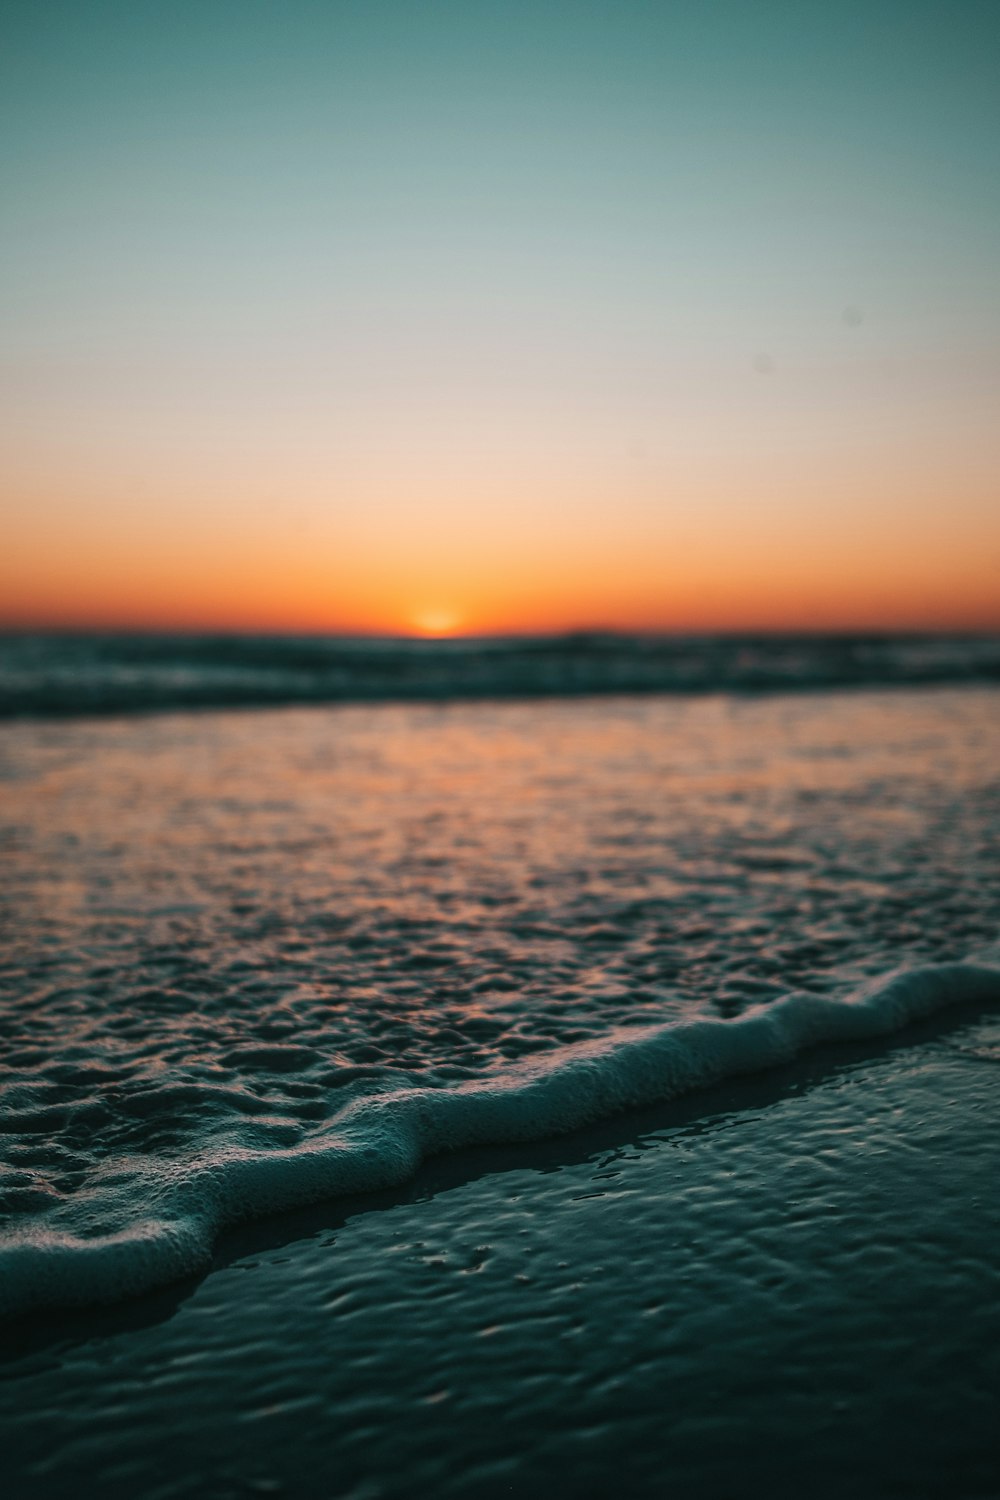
2, 632, 1000, 716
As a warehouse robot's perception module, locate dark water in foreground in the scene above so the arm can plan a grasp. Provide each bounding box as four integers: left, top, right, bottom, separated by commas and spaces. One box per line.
4, 1013, 999, 1500
1, 684, 998, 1496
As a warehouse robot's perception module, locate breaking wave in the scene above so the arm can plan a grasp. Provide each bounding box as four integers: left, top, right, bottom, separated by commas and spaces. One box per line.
3, 958, 997, 1321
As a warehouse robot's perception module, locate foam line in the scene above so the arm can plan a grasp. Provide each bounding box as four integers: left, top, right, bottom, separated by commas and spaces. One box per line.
2, 959, 997, 1321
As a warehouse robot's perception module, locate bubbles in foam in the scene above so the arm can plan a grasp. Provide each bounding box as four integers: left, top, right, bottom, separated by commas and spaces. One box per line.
1, 958, 996, 1321
2, 691, 998, 1320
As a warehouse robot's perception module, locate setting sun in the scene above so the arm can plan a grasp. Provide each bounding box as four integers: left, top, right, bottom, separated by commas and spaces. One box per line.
410, 608, 463, 638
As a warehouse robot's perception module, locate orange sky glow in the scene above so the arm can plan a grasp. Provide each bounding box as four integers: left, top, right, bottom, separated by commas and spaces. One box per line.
4, 434, 998, 635
4, 4, 1000, 637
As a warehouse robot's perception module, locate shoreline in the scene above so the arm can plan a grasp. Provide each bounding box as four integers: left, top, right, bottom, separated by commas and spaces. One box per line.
3, 958, 997, 1324
5, 1007, 998, 1499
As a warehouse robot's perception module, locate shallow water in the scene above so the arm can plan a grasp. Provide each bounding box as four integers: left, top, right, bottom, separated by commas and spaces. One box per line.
4, 1015, 999, 1500
1, 688, 998, 1315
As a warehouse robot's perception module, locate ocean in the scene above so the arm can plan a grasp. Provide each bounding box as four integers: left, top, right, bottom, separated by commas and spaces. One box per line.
2, 629, 1000, 717
1, 638, 998, 1496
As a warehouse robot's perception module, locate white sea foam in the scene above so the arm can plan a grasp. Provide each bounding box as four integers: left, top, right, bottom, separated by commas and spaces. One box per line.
2, 958, 997, 1322
3, 692, 998, 1321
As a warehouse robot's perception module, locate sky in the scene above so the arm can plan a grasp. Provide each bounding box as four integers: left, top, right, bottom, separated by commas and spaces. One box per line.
2, 0, 999, 635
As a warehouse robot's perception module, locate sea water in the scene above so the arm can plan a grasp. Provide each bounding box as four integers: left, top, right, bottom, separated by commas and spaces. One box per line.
5, 1014, 998, 1499
1, 686, 997, 1323
2, 630, 999, 716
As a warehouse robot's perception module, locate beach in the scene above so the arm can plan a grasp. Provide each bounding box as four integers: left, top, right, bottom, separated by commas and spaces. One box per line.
6, 0, 1000, 1490
2, 682, 999, 1495
4, 1008, 999, 1499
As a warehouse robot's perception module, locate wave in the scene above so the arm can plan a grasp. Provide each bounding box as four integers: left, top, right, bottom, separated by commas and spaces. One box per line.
2, 957, 997, 1321
3, 631, 1000, 717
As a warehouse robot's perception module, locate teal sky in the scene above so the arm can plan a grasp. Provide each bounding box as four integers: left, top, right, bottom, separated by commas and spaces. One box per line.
3, 1, 999, 630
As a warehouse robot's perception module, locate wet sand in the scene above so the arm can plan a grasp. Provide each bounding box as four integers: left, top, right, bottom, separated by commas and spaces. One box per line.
2, 686, 998, 1496
4, 1007, 999, 1500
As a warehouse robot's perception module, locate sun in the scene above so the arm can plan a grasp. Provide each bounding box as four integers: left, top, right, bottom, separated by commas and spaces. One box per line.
410, 607, 462, 637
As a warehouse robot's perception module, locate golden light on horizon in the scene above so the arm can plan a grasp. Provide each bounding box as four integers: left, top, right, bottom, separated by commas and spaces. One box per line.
410, 607, 464, 638
4, 3, 1000, 641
